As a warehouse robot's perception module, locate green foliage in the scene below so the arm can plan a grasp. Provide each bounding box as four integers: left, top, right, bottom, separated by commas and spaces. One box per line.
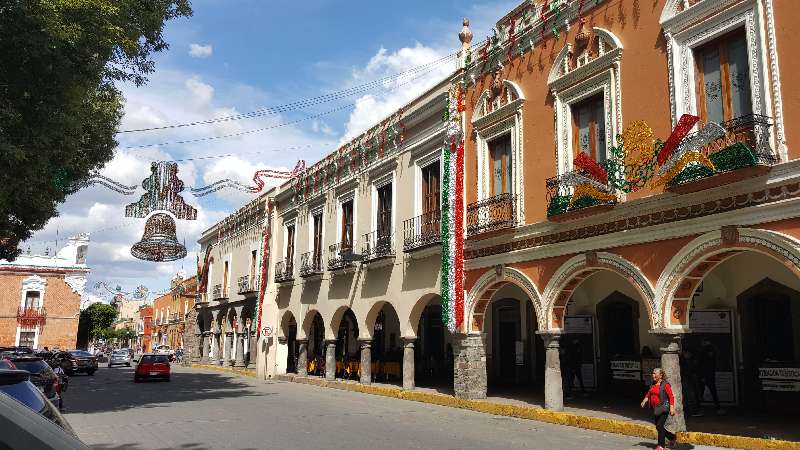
0, 0, 192, 260
78, 303, 119, 339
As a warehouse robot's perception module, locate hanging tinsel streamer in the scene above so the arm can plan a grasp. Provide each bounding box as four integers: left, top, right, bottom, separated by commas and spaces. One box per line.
507, 16, 517, 62
551, 0, 562, 39
125, 161, 197, 220
657, 114, 699, 165
191, 160, 305, 197
573, 152, 609, 184
539, 3, 547, 47
73, 174, 138, 195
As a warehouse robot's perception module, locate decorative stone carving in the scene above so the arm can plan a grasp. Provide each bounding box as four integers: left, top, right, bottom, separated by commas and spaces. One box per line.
64, 274, 87, 296
721, 226, 739, 246
459, 18, 473, 50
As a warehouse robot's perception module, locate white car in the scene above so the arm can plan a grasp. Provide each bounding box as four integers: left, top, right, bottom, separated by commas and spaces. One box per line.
107, 349, 132, 367
153, 345, 173, 355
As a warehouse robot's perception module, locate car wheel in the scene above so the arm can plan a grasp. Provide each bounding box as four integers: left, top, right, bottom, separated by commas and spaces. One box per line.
107, 364, 112, 368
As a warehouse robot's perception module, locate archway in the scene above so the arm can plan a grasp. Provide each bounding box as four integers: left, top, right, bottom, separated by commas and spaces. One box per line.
280, 311, 298, 374
411, 295, 454, 389
365, 302, 402, 384
332, 308, 359, 379
302, 311, 325, 376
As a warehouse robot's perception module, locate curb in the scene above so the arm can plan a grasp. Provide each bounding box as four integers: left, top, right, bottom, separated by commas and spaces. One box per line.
273, 374, 799, 450
190, 363, 256, 378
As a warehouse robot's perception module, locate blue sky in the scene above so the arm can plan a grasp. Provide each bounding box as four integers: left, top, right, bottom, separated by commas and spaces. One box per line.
25, 0, 517, 305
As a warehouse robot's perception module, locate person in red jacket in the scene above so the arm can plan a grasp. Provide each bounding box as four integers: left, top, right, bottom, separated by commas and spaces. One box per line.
641, 367, 676, 450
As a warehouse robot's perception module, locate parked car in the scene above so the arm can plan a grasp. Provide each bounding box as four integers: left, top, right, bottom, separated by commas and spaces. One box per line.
153, 345, 173, 355
134, 354, 170, 382
50, 351, 97, 376
0, 346, 34, 356
0, 370, 89, 449
107, 349, 132, 368
4, 356, 62, 410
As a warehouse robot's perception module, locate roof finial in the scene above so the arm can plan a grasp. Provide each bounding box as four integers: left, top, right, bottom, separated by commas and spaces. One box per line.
459, 18, 473, 50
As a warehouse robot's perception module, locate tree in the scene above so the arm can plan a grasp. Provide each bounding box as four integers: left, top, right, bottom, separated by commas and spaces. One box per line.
76, 303, 119, 347
0, 0, 192, 260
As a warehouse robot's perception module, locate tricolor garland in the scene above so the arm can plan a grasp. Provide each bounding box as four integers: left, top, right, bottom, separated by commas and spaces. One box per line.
440, 85, 465, 332
254, 200, 274, 337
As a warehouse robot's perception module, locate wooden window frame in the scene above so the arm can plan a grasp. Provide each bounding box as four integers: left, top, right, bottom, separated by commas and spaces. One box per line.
488, 134, 512, 197
421, 161, 440, 216
694, 28, 749, 125
312, 213, 323, 265
286, 224, 295, 265
571, 94, 605, 162
341, 200, 354, 250
376, 183, 392, 238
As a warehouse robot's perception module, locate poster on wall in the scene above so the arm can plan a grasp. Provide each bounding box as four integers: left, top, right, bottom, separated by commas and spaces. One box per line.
685, 309, 736, 403
759, 367, 800, 392
610, 360, 641, 381
564, 315, 596, 389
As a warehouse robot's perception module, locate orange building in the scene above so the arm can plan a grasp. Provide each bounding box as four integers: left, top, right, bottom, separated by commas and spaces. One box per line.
137, 305, 153, 353
152, 273, 197, 351
452, 0, 800, 428
0, 235, 90, 350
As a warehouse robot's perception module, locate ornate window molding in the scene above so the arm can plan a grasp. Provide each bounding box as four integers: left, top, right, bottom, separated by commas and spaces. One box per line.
547, 27, 623, 176
20, 275, 47, 309
472, 78, 525, 223
661, 0, 786, 160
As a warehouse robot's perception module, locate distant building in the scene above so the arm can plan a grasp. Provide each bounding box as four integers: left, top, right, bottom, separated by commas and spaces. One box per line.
136, 305, 153, 353
0, 234, 90, 349
153, 273, 197, 350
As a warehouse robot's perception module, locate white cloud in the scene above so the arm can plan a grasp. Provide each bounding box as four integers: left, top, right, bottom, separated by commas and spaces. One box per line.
189, 43, 213, 58
311, 119, 336, 136
185, 77, 215, 105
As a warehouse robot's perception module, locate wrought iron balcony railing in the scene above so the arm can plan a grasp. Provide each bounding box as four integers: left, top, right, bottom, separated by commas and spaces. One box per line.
546, 169, 616, 217
328, 241, 354, 271
300, 251, 324, 277
362, 230, 394, 262
211, 284, 229, 300
466, 193, 517, 236
17, 306, 47, 327
274, 260, 294, 283
237, 275, 255, 294
403, 210, 441, 252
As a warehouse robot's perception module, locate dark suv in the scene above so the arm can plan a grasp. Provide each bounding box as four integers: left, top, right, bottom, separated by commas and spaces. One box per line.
3, 356, 62, 410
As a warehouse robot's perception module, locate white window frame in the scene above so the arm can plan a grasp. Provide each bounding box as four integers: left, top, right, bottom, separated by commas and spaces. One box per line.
661, 0, 785, 160
308, 204, 325, 255
20, 275, 46, 309
283, 218, 296, 261
336, 189, 357, 247
548, 27, 623, 177
370, 171, 395, 235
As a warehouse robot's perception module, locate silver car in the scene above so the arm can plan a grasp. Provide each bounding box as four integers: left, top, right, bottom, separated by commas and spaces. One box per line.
107, 350, 132, 368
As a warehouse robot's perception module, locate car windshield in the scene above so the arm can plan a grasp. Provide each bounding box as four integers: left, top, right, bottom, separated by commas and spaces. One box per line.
69, 351, 92, 358
113, 350, 128, 356
140, 355, 169, 363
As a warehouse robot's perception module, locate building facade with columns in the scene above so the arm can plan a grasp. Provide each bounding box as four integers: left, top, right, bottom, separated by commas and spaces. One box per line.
0, 234, 90, 349
152, 274, 197, 351
455, 0, 800, 427
262, 77, 454, 389
189, 196, 269, 369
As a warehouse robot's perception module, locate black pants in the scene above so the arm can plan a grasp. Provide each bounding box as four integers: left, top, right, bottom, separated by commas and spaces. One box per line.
696, 372, 720, 409
654, 413, 675, 447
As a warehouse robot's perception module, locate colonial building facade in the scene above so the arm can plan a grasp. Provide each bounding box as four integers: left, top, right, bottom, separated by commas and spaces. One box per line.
0, 234, 90, 349
152, 274, 197, 350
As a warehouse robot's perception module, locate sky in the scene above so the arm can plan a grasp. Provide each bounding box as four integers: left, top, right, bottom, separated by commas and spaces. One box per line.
24, 0, 519, 306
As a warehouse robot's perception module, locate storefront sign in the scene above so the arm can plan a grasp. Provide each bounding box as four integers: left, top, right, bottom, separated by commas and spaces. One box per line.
759, 367, 800, 391
610, 360, 641, 381
689, 310, 731, 334
564, 316, 593, 334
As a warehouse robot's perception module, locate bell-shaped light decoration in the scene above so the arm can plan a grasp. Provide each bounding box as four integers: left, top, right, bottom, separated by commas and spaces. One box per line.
131, 212, 187, 262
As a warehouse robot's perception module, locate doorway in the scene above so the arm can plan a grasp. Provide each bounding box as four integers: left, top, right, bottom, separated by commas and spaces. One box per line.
596, 292, 640, 395
491, 298, 522, 387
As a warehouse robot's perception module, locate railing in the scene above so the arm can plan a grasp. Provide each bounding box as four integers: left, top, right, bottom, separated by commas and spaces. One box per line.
212, 284, 228, 300
237, 275, 255, 294
274, 260, 294, 283
328, 241, 354, 271
466, 193, 517, 236
403, 210, 441, 252
300, 251, 324, 277
714, 114, 777, 166
362, 230, 394, 262
17, 306, 47, 327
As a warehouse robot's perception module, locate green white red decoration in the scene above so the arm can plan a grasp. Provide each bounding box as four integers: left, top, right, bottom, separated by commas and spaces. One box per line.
441, 85, 465, 332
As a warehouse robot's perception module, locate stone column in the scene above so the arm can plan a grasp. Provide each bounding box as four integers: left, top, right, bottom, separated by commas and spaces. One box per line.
453, 333, 487, 399
224, 332, 233, 366
297, 339, 308, 376
200, 332, 210, 364
359, 339, 372, 384
235, 326, 246, 368
540, 332, 564, 412
193, 333, 203, 363
655, 330, 687, 432
325, 340, 336, 380
402, 337, 416, 390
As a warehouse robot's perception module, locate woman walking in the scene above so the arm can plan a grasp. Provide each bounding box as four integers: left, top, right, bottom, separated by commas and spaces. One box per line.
641, 367, 676, 450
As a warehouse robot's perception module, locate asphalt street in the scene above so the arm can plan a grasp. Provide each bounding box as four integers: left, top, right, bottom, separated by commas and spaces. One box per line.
63, 365, 721, 450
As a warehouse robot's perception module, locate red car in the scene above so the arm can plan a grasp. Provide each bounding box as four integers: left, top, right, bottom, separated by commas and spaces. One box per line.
134, 354, 170, 382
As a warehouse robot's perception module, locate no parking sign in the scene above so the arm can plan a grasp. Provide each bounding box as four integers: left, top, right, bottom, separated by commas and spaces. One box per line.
262, 326, 272, 337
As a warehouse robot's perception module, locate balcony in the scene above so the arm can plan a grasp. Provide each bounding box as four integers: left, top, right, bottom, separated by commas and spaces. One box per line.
403, 211, 441, 252
274, 260, 294, 283
237, 275, 256, 294
211, 284, 228, 301
17, 306, 47, 328
466, 193, 517, 237
328, 241, 354, 271
665, 114, 778, 193
361, 230, 394, 263
546, 170, 617, 220
300, 251, 324, 277
169, 313, 181, 324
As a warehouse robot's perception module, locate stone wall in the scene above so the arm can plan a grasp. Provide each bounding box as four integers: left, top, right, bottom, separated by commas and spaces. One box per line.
453, 333, 487, 400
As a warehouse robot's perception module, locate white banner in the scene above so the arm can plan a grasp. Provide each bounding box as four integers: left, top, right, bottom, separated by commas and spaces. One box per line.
758, 367, 800, 380
689, 310, 731, 334
564, 316, 593, 334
